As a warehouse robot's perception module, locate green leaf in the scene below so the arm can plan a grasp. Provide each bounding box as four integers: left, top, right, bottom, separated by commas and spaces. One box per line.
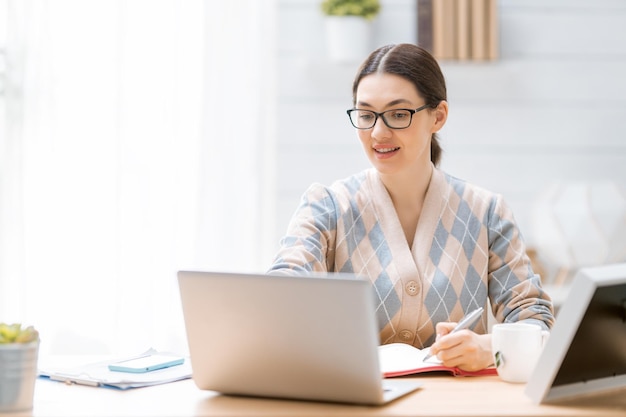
321, 0, 381, 20
0, 323, 39, 344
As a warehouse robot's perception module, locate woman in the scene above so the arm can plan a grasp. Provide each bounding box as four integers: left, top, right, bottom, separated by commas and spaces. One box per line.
268, 43, 554, 371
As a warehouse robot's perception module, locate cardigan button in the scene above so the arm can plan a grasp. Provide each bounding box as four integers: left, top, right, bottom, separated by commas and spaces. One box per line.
405, 280, 419, 296
399, 330, 413, 341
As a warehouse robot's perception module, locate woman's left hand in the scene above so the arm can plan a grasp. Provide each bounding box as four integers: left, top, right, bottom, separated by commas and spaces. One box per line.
428, 322, 493, 372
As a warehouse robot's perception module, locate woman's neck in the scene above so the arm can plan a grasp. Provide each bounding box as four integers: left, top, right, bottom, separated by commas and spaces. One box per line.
379, 163, 434, 247
380, 163, 434, 207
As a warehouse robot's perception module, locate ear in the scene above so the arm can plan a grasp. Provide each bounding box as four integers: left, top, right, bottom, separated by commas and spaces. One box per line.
431, 100, 449, 133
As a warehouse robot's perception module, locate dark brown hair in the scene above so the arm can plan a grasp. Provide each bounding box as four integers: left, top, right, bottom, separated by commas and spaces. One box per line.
352, 43, 447, 166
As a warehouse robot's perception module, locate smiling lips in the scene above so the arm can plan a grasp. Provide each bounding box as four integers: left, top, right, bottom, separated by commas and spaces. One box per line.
374, 148, 400, 153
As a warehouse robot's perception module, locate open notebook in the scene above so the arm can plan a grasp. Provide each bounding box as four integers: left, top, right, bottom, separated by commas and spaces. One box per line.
379, 343, 497, 377
177, 270, 423, 405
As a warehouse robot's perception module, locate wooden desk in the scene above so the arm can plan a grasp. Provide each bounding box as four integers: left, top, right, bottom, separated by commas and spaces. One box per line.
3, 375, 625, 417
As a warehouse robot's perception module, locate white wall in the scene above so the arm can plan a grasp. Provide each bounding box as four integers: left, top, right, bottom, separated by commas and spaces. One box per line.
273, 0, 626, 259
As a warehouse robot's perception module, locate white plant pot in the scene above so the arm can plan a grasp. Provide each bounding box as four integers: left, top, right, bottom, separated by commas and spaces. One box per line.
0, 342, 39, 412
324, 16, 372, 64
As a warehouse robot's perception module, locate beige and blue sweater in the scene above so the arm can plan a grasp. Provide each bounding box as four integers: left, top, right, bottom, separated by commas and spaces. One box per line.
269, 166, 554, 348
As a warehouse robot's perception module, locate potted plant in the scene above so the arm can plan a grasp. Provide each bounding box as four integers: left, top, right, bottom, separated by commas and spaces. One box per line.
320, 0, 381, 63
0, 323, 40, 412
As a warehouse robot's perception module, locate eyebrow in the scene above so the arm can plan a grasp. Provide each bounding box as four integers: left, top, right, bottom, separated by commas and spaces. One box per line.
356, 98, 414, 108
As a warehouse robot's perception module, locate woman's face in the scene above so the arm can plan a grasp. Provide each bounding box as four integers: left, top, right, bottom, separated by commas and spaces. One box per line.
354, 73, 445, 177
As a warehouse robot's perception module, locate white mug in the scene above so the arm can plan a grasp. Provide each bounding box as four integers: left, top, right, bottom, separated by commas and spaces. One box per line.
491, 323, 549, 383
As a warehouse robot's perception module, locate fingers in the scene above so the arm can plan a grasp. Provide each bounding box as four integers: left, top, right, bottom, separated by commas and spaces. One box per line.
431, 332, 493, 372
429, 329, 474, 367
434, 321, 456, 340
429, 327, 465, 359
434, 329, 469, 352
435, 332, 472, 367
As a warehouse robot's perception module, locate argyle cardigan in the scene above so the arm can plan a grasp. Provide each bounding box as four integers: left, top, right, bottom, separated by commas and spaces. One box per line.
269, 167, 555, 348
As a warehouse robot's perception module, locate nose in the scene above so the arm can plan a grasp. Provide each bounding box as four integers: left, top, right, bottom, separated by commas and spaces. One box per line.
370, 115, 392, 140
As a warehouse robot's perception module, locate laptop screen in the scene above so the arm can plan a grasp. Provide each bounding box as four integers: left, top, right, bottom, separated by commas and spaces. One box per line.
525, 263, 626, 403
552, 283, 626, 386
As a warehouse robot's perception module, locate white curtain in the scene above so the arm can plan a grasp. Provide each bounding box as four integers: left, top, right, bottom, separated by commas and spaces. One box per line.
0, 0, 276, 356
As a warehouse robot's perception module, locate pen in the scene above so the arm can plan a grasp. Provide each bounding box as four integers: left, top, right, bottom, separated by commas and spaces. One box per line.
423, 307, 484, 362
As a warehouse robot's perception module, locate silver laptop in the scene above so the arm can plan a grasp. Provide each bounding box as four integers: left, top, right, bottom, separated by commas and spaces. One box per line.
177, 270, 422, 405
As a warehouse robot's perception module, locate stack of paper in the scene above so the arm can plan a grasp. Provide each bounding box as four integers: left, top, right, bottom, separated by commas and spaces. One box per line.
38, 349, 192, 389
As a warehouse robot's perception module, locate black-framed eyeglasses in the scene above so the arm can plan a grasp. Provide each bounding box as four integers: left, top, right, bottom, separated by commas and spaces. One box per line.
346, 104, 430, 130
